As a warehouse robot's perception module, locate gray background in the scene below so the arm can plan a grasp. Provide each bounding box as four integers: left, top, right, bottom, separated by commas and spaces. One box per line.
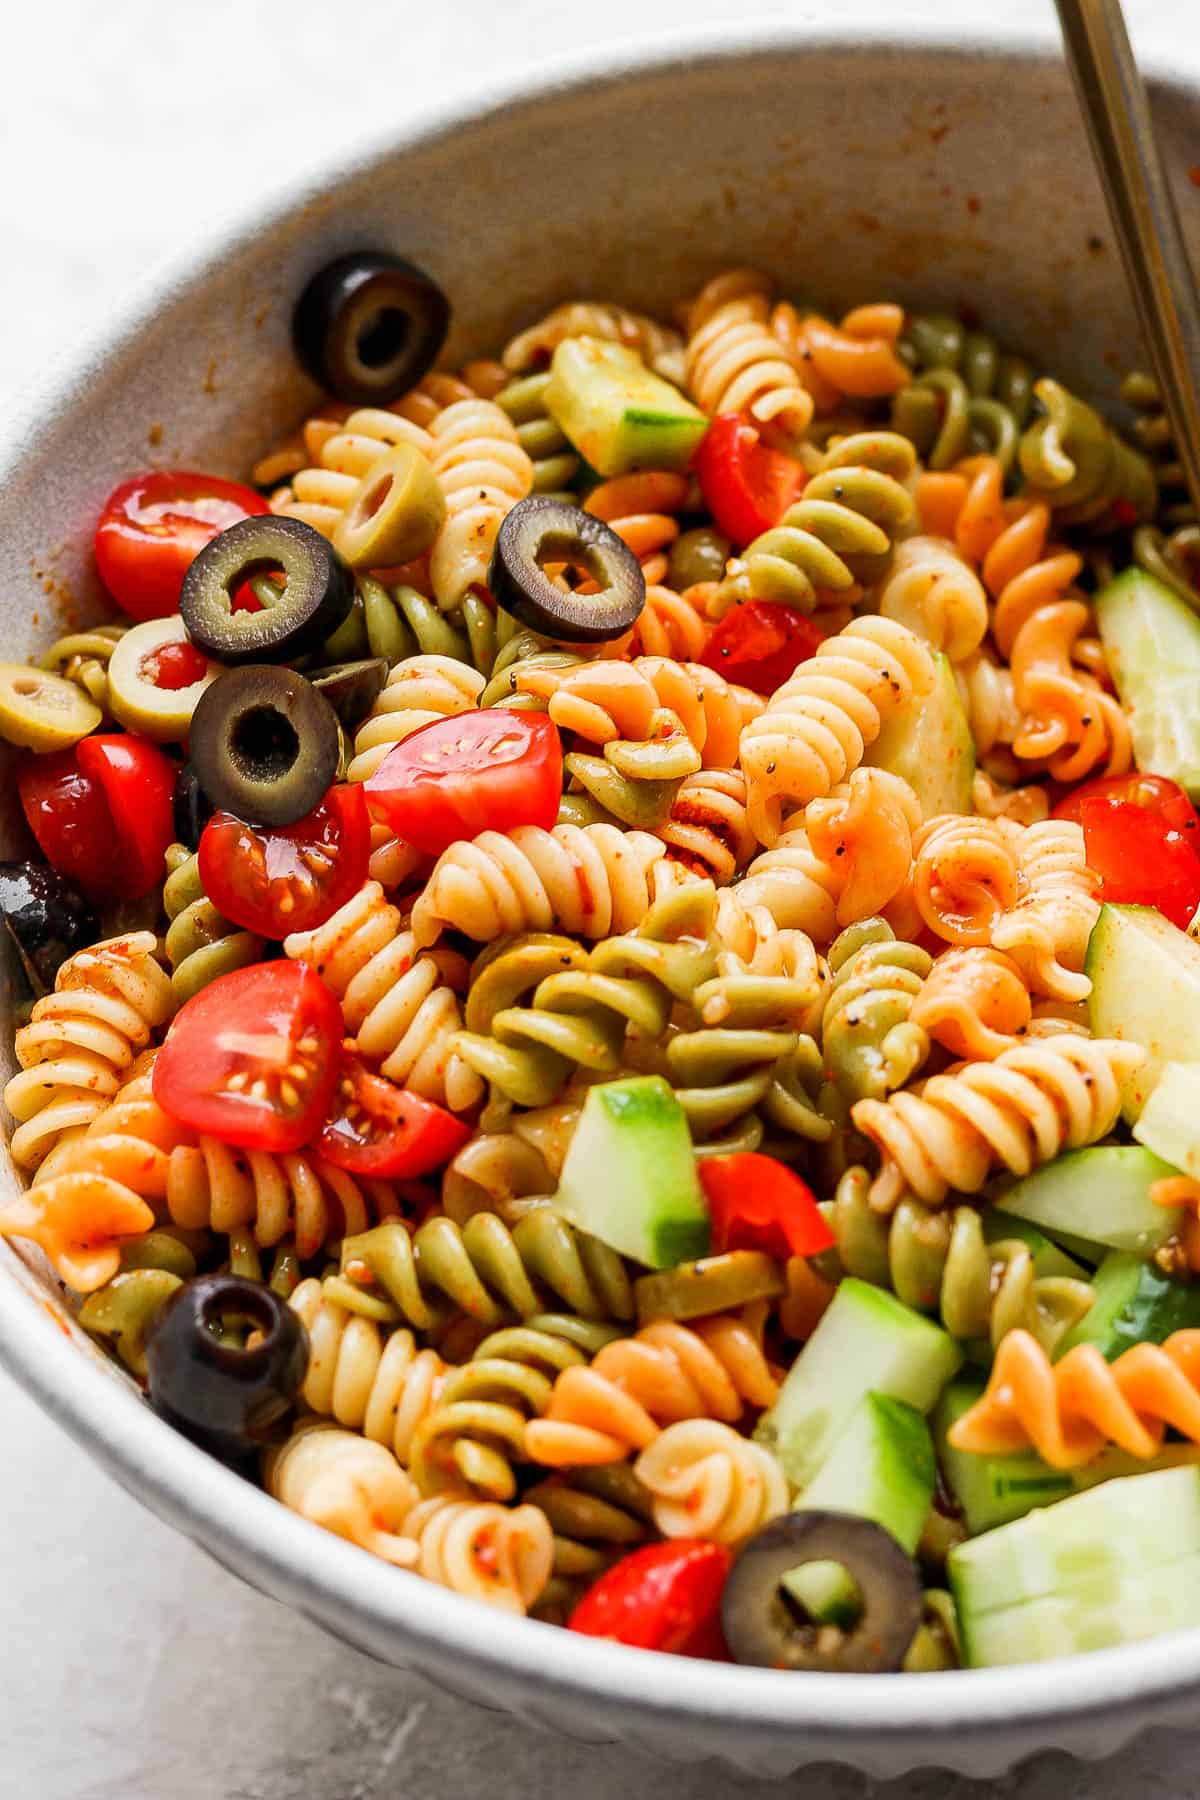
1, 1, 1195, 1795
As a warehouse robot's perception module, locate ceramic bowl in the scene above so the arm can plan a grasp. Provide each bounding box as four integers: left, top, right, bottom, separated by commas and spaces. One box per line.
3, 24, 1200, 1778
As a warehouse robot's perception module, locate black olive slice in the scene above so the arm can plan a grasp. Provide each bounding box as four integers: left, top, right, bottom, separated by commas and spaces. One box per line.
720, 1511, 923, 1672
0, 862, 97, 996
145, 1274, 309, 1458
189, 666, 340, 827
292, 250, 451, 406
181, 516, 354, 665
172, 763, 215, 852
308, 657, 390, 728
489, 497, 646, 643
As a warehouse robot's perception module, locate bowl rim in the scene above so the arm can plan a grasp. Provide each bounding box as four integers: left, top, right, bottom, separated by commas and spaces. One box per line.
3, 16, 1200, 1744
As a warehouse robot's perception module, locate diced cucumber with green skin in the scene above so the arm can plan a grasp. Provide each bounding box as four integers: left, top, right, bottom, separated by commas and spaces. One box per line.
950, 1467, 1200, 1664
1053, 1249, 1200, 1360
865, 653, 974, 816
936, 1382, 1200, 1535
784, 1394, 935, 1624
993, 1145, 1180, 1258
552, 1075, 709, 1269
755, 1277, 961, 1489
983, 1210, 1093, 1278
1133, 1061, 1200, 1178
544, 339, 708, 477
1086, 902, 1200, 1119
1095, 568, 1200, 798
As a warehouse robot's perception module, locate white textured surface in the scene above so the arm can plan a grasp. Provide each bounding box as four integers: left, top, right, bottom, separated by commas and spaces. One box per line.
1, 1, 1196, 1794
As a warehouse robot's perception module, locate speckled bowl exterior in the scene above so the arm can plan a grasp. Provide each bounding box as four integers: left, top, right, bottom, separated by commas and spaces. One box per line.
3, 25, 1200, 1777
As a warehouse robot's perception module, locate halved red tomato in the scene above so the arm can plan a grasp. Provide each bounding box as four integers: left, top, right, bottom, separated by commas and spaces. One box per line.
569, 1541, 733, 1656
94, 471, 270, 621
152, 961, 342, 1151
693, 415, 807, 547
18, 733, 176, 902
701, 601, 824, 695
364, 709, 562, 856
320, 1048, 470, 1177
1053, 771, 1200, 837
198, 785, 370, 940
1075, 795, 1200, 932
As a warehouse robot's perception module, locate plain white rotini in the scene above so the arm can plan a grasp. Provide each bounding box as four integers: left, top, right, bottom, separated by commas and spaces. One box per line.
284, 881, 483, 1112
502, 301, 686, 383
4, 933, 175, 1172
738, 616, 935, 845
852, 1034, 1143, 1212
165, 1135, 400, 1259
426, 399, 534, 611
991, 818, 1102, 1001
403, 1495, 554, 1614
264, 1423, 419, 1566
653, 768, 757, 883
633, 1419, 789, 1545
266, 407, 435, 538
877, 534, 989, 663
683, 270, 815, 446
347, 654, 485, 785
290, 1279, 447, 1462
410, 823, 670, 947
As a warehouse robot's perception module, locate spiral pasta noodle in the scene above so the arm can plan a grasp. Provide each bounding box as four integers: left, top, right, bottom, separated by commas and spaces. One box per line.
1018, 378, 1157, 528
410, 822, 670, 948
264, 1422, 421, 1565
403, 1494, 554, 1614
290, 1277, 448, 1461
584, 472, 690, 590
627, 584, 712, 662
893, 313, 1036, 474
683, 269, 815, 447
771, 300, 910, 407
908, 946, 1032, 1059
4, 932, 175, 1172
513, 655, 758, 773
495, 370, 581, 497
326, 1212, 634, 1331
821, 919, 933, 1103
38, 621, 126, 710
524, 1463, 655, 1611
711, 432, 917, 620
162, 844, 265, 1003
502, 300, 685, 384
1007, 599, 1132, 784
738, 615, 936, 845
264, 406, 435, 538
653, 768, 757, 883
633, 1418, 788, 1545
284, 880, 483, 1113
990, 818, 1101, 1002
426, 398, 534, 611
166, 1134, 400, 1260
851, 1034, 1143, 1213
876, 534, 988, 663
948, 1327, 1200, 1469
904, 813, 1022, 948
346, 653, 485, 785
824, 1167, 1094, 1353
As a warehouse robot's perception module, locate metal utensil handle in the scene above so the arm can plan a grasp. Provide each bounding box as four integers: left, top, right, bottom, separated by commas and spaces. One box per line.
1055, 0, 1200, 518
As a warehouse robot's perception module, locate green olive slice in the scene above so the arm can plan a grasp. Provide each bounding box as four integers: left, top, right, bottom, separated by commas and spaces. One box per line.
721, 1512, 924, 1672
0, 662, 101, 751
107, 616, 221, 741
668, 526, 732, 590
332, 443, 446, 570
490, 496, 646, 643
633, 1251, 785, 1323
181, 515, 354, 664
188, 665, 340, 826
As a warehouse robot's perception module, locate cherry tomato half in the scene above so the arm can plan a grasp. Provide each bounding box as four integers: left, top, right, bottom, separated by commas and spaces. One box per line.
319, 1047, 470, 1178
153, 961, 342, 1152
693, 415, 807, 548
198, 785, 370, 941
1053, 770, 1200, 838
699, 1154, 835, 1262
700, 601, 825, 696
94, 471, 270, 622
364, 709, 563, 857
18, 734, 176, 902
1076, 795, 1200, 932
569, 1540, 733, 1657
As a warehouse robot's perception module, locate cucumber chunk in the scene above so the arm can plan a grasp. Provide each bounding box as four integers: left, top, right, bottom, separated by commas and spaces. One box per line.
755, 1277, 961, 1489
545, 339, 707, 477
1053, 1249, 1200, 1359
552, 1075, 709, 1269
1086, 902, 1200, 1118
785, 1393, 935, 1623
950, 1466, 1200, 1664
1095, 568, 1200, 798
936, 1381, 1200, 1535
1133, 1060, 1200, 1178
865, 652, 974, 816
994, 1145, 1180, 1258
